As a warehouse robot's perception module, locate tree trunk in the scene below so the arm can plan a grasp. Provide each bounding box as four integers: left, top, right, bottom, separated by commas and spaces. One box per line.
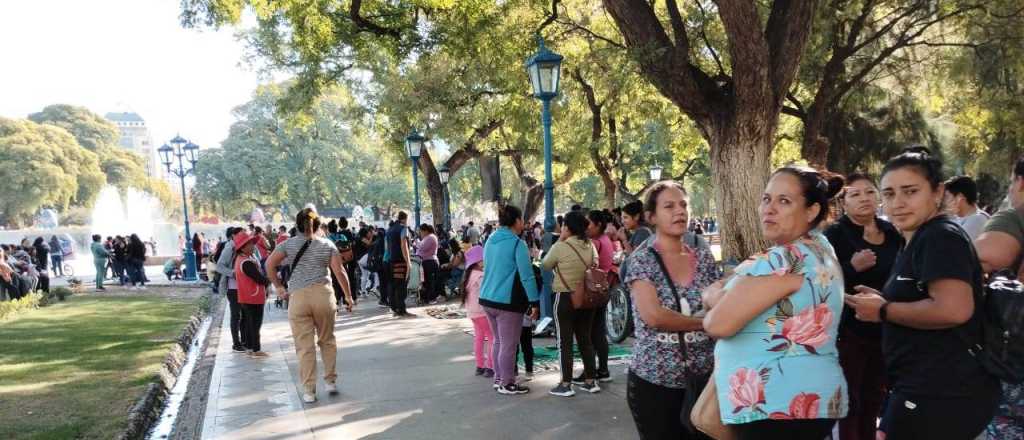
571, 69, 617, 209
709, 118, 774, 260
602, 0, 816, 259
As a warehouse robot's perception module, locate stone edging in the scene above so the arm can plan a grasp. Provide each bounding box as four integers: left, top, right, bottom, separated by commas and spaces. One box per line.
117, 296, 211, 440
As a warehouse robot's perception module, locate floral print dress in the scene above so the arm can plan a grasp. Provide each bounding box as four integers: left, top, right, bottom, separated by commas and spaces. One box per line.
713, 232, 848, 424
623, 236, 719, 388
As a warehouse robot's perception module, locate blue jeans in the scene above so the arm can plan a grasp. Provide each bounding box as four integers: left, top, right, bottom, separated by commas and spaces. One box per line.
50, 254, 63, 276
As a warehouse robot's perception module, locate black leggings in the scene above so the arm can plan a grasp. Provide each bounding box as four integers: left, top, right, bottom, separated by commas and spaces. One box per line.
240, 303, 264, 352
554, 292, 595, 383
881, 386, 1000, 440
732, 418, 835, 440
627, 371, 708, 439
591, 303, 609, 373
225, 290, 246, 348
519, 326, 534, 374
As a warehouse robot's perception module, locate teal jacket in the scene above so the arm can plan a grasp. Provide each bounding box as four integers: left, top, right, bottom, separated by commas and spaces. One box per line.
91, 242, 108, 263
479, 227, 539, 313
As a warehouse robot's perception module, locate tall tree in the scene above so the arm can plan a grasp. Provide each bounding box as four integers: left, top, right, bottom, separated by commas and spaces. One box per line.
27, 104, 173, 206
602, 0, 817, 258
0, 118, 106, 226
785, 0, 1005, 166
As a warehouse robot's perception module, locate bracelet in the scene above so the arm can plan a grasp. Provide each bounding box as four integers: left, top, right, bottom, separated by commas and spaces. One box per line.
879, 301, 890, 322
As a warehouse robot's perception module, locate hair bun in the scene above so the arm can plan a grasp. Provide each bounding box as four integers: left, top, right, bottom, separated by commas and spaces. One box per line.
825, 175, 845, 200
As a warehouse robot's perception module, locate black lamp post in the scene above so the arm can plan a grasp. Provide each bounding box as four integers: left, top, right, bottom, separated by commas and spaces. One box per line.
405, 129, 426, 227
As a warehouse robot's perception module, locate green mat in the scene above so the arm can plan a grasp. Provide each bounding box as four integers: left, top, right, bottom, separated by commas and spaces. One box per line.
517, 343, 632, 371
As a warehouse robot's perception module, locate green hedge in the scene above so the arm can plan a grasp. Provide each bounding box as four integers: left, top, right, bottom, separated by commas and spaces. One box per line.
0, 293, 43, 320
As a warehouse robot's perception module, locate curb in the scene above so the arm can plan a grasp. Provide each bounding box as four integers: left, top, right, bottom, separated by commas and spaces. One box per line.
117, 294, 212, 440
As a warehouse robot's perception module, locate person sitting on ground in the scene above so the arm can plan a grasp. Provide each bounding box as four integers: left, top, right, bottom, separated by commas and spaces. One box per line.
164, 258, 183, 281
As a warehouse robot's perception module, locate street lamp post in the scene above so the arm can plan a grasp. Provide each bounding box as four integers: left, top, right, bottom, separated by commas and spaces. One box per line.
526, 34, 563, 320
405, 129, 426, 227
438, 165, 451, 233
158, 135, 200, 281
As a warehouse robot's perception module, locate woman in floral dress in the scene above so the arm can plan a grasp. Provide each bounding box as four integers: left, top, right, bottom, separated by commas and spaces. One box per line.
623, 181, 719, 439
703, 166, 848, 440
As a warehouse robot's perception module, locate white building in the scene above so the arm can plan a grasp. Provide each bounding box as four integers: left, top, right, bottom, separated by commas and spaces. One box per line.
104, 112, 159, 177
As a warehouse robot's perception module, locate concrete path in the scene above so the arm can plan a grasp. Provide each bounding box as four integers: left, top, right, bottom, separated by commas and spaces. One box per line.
201, 298, 639, 439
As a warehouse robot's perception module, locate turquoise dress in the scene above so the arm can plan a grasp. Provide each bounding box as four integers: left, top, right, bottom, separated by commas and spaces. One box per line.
713, 231, 848, 424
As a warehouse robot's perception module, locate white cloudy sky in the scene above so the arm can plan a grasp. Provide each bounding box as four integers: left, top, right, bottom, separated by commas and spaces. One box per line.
0, 0, 266, 149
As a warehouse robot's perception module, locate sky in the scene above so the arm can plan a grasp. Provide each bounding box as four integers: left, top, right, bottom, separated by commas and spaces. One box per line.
0, 0, 266, 150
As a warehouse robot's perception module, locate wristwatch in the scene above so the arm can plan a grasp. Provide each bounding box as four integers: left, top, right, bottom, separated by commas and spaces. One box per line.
879, 301, 890, 322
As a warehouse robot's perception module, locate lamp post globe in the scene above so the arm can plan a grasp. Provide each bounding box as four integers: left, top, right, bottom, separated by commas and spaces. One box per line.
158, 143, 174, 169
405, 129, 426, 227
525, 34, 562, 320
649, 164, 663, 182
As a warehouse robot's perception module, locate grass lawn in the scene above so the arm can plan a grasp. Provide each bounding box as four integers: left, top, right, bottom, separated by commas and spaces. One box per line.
0, 293, 199, 440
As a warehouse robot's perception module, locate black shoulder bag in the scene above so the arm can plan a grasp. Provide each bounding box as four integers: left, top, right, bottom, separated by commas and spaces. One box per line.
648, 246, 711, 435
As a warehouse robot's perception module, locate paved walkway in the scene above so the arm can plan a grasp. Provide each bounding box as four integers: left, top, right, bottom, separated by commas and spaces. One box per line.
201, 297, 638, 439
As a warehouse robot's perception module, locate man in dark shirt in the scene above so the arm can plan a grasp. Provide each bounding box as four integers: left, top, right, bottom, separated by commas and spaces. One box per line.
386, 212, 411, 316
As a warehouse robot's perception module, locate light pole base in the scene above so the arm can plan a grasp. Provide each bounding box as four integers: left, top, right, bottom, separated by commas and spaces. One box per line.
183, 248, 199, 282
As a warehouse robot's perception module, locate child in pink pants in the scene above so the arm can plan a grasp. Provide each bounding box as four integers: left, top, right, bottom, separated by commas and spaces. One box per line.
462, 246, 492, 377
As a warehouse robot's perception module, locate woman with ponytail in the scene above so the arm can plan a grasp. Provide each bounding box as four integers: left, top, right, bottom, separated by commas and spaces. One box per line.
702, 166, 849, 439
267, 207, 353, 404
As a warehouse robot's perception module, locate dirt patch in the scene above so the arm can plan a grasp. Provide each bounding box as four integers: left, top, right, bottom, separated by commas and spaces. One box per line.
81, 285, 208, 300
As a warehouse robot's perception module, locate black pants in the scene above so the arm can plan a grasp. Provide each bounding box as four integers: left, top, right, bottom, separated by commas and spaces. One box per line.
627, 371, 709, 439
331, 268, 345, 307
421, 259, 439, 303
377, 267, 390, 306
519, 325, 534, 374
881, 385, 1000, 440
733, 418, 836, 440
346, 263, 358, 299
240, 303, 264, 352
36, 274, 49, 294
389, 263, 408, 314
591, 303, 609, 374
554, 292, 596, 383
225, 290, 246, 348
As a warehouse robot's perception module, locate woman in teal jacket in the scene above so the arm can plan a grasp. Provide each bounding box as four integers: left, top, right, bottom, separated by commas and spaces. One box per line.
479, 205, 540, 395
90, 234, 109, 291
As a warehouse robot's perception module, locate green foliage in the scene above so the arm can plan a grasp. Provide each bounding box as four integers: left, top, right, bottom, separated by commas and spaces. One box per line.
52, 287, 73, 301
0, 118, 106, 226
28, 104, 120, 151
0, 293, 43, 320
193, 83, 415, 219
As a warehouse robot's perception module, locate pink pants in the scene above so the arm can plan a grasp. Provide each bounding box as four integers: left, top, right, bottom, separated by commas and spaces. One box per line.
470, 316, 493, 369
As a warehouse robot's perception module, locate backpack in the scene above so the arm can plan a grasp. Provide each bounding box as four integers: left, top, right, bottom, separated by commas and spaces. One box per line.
961, 270, 1024, 384
554, 240, 611, 309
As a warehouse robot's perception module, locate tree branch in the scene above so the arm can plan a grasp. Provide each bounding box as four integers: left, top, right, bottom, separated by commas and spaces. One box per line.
350, 0, 402, 39
536, 0, 561, 35
554, 17, 625, 49
694, 0, 726, 77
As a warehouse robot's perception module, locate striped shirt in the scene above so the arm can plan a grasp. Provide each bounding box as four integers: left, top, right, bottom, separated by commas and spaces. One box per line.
273, 236, 340, 292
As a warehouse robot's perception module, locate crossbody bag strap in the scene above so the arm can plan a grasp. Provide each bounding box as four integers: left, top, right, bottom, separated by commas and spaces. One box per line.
564, 239, 595, 268
291, 239, 313, 271
648, 246, 689, 358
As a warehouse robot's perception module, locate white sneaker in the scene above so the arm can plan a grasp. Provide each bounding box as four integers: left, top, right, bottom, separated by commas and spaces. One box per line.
301, 393, 316, 403
325, 382, 338, 394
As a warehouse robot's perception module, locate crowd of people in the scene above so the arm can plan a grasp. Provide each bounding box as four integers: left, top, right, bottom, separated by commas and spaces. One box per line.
0, 236, 66, 300
436, 146, 1022, 440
